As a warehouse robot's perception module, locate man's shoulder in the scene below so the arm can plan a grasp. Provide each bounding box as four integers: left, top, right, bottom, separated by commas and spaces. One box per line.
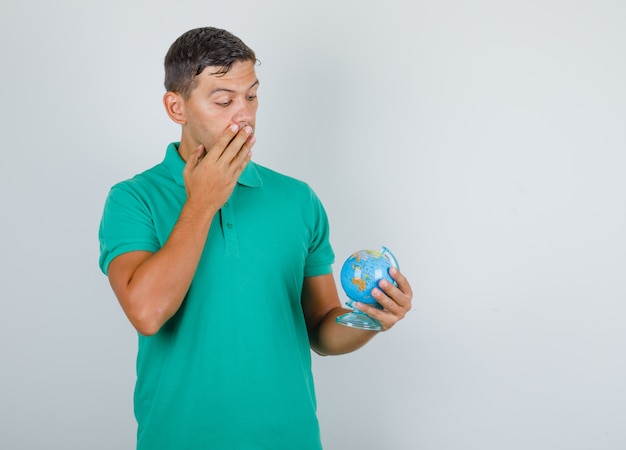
110, 160, 170, 194
253, 162, 311, 191
251, 163, 327, 216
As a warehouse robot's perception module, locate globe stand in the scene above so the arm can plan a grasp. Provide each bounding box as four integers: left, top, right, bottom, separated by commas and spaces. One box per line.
336, 301, 382, 331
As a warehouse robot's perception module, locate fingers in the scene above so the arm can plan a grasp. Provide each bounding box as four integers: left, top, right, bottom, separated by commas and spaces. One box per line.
203, 124, 243, 161
219, 125, 255, 168
205, 124, 255, 165
354, 268, 413, 331
183, 144, 208, 175
388, 267, 413, 307
190, 144, 207, 165
183, 145, 206, 193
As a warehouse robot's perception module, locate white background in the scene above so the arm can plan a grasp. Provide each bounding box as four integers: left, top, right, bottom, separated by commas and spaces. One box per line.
1, 1, 625, 449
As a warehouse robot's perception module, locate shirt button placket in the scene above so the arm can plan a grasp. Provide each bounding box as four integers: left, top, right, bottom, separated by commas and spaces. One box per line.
221, 200, 238, 256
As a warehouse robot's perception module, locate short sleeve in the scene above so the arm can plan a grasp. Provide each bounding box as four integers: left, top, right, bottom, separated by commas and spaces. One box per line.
303, 188, 335, 277
98, 183, 161, 275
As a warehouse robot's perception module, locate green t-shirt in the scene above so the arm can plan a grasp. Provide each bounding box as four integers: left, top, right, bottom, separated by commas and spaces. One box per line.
99, 143, 335, 449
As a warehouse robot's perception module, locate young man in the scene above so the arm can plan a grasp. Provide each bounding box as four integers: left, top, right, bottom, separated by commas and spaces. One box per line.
99, 27, 412, 449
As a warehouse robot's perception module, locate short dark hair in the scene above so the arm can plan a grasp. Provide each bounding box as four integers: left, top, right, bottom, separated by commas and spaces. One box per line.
164, 27, 257, 98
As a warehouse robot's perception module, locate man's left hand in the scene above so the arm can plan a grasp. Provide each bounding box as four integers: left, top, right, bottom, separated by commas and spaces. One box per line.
354, 267, 413, 331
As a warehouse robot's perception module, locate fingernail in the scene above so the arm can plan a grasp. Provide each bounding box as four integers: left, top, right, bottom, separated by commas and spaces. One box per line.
244, 126, 253, 134
230, 124, 239, 132
390, 267, 398, 276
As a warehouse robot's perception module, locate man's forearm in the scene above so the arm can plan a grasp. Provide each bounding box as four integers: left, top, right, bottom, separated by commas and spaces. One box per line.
309, 307, 379, 356
109, 200, 217, 335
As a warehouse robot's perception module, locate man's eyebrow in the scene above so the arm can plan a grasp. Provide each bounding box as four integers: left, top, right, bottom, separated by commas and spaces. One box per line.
209, 80, 260, 96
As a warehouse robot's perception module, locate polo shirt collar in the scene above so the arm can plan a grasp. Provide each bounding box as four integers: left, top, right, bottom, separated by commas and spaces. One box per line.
165, 142, 262, 188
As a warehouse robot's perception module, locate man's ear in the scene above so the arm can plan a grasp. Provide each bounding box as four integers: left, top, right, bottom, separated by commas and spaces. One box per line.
163, 91, 186, 125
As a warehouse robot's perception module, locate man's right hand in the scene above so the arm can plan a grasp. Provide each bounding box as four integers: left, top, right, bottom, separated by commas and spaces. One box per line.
183, 124, 255, 212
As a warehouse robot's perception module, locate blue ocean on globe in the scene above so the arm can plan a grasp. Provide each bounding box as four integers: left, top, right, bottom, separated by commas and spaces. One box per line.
340, 248, 399, 305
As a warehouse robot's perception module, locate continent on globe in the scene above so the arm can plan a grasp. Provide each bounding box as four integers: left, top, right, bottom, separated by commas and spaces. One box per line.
351, 276, 366, 291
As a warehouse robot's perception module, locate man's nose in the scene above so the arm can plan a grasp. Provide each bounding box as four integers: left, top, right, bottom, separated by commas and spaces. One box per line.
232, 98, 255, 125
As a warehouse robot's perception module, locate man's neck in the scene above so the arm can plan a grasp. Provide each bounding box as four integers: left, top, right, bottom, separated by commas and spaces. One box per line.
176, 136, 197, 163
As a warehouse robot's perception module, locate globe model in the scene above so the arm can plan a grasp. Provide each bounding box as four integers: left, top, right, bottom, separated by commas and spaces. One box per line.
340, 247, 399, 305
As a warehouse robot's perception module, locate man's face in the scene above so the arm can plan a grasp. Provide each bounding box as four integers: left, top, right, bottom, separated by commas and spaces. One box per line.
180, 60, 259, 153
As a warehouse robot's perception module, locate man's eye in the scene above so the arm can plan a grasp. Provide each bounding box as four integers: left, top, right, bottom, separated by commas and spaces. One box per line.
217, 101, 232, 107
247, 95, 257, 101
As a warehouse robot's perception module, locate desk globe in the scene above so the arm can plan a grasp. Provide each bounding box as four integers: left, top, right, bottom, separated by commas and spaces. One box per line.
336, 246, 399, 331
